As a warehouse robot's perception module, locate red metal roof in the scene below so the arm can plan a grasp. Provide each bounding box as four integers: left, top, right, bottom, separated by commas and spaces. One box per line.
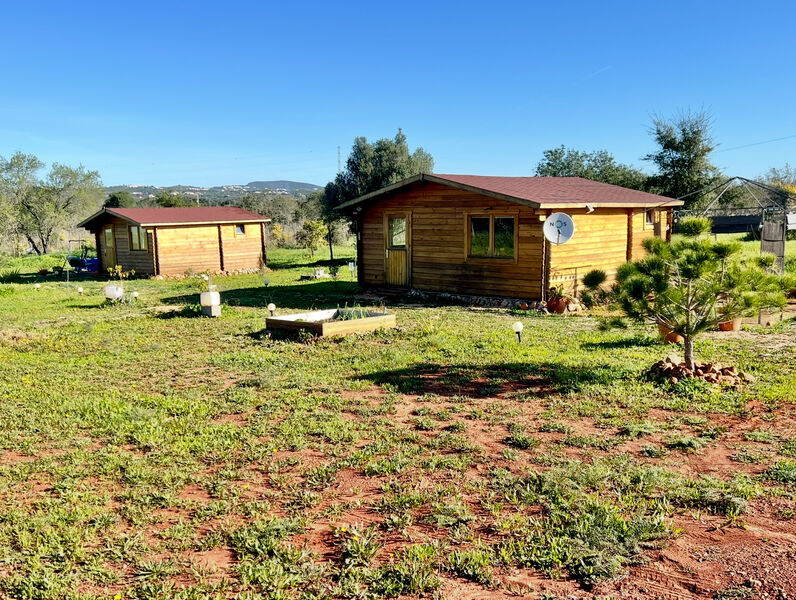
79, 206, 270, 229
337, 174, 683, 210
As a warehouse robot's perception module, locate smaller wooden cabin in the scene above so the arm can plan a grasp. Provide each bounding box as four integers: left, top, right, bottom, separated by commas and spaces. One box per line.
338, 174, 683, 301
78, 206, 270, 276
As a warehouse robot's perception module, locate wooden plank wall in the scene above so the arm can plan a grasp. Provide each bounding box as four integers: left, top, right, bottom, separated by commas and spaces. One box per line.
631, 209, 657, 258
219, 223, 264, 271
156, 225, 222, 275
105, 218, 156, 275
360, 182, 545, 299
548, 208, 629, 294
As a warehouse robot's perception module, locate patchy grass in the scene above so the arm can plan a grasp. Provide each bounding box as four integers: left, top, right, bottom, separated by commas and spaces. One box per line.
0, 246, 794, 598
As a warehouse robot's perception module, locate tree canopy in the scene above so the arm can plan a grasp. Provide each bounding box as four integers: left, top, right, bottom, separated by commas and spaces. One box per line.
535, 146, 647, 190
104, 190, 137, 208
0, 151, 103, 254
322, 129, 434, 219
643, 110, 720, 206
155, 190, 193, 207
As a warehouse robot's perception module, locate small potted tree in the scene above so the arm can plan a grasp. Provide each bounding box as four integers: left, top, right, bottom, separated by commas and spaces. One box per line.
546, 286, 570, 314
614, 217, 790, 371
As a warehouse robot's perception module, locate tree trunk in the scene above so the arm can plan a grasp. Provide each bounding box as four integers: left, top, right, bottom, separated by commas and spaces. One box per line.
327, 226, 334, 261
26, 235, 42, 255
683, 335, 695, 371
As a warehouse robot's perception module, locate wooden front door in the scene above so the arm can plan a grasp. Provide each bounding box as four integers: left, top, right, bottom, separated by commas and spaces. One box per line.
384, 212, 410, 287
102, 226, 116, 270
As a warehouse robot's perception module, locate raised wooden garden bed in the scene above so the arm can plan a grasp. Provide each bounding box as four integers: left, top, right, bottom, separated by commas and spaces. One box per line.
266, 308, 396, 337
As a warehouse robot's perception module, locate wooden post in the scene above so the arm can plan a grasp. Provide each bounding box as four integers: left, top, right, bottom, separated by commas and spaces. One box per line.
95, 232, 103, 272
217, 224, 225, 272
152, 227, 160, 275
260, 222, 268, 267
542, 209, 552, 301
626, 209, 634, 261
666, 209, 673, 242
356, 214, 364, 286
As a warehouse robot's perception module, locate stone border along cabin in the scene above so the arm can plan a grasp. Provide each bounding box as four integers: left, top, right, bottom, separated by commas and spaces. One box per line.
78, 206, 270, 276
337, 174, 684, 301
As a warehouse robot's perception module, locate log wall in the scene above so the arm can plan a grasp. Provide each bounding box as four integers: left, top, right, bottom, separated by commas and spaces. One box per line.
99, 217, 156, 275
156, 225, 222, 275
360, 182, 545, 299
358, 181, 670, 301
219, 223, 265, 271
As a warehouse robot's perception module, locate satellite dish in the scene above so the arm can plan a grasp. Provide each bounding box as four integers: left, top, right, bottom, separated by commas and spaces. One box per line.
543, 212, 575, 245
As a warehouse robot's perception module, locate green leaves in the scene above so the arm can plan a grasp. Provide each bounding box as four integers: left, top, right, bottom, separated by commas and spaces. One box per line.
613, 233, 789, 367
676, 216, 712, 237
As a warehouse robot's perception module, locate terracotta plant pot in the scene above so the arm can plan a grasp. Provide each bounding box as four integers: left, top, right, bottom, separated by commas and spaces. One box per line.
547, 297, 569, 314
657, 323, 684, 344
718, 317, 742, 332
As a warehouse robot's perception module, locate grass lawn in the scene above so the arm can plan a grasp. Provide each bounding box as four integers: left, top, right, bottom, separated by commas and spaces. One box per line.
0, 243, 795, 599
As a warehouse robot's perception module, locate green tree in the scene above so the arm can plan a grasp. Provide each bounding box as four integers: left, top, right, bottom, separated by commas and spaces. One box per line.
321, 129, 433, 259
155, 190, 191, 207
614, 217, 789, 370
104, 190, 137, 208
535, 146, 647, 190
0, 152, 103, 254
644, 110, 721, 206
295, 220, 328, 258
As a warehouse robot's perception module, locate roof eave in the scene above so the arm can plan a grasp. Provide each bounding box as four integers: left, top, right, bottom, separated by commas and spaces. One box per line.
335, 173, 544, 212
138, 218, 271, 227
77, 208, 271, 229
538, 200, 684, 209
335, 173, 683, 212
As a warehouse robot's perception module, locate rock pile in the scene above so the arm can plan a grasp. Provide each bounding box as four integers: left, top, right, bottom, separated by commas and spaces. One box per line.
405, 289, 545, 309
403, 289, 588, 313
649, 357, 755, 387
155, 267, 268, 280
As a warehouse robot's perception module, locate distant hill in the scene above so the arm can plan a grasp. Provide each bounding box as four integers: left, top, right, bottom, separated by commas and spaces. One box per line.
105, 180, 322, 202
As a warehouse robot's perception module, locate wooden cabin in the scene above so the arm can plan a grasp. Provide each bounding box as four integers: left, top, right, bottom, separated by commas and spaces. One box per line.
78, 206, 270, 276
337, 174, 683, 301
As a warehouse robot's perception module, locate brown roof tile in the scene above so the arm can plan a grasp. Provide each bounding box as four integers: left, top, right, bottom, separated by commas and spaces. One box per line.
79, 206, 270, 229
337, 174, 683, 210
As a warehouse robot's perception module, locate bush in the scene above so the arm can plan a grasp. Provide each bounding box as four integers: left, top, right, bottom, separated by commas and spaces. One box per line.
582, 269, 607, 289
676, 216, 712, 237
581, 269, 610, 308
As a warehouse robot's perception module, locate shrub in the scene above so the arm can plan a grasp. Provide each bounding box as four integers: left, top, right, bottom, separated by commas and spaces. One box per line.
614, 232, 788, 369
676, 216, 712, 236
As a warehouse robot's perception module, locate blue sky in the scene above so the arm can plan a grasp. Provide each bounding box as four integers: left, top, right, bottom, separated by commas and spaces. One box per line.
2, 1, 795, 187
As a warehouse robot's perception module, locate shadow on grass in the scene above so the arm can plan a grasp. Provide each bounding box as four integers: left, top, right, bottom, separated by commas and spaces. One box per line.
162, 280, 361, 311
266, 257, 354, 271
361, 360, 629, 397
581, 335, 659, 350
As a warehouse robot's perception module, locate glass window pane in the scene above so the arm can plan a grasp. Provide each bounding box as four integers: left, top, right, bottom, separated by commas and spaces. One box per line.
470, 217, 490, 256
236, 224, 245, 235
494, 217, 514, 257
388, 217, 406, 248
104, 229, 113, 247
140, 229, 147, 250
130, 226, 140, 250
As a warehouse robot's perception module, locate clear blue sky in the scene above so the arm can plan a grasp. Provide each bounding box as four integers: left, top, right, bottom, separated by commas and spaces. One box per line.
2, 0, 795, 187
